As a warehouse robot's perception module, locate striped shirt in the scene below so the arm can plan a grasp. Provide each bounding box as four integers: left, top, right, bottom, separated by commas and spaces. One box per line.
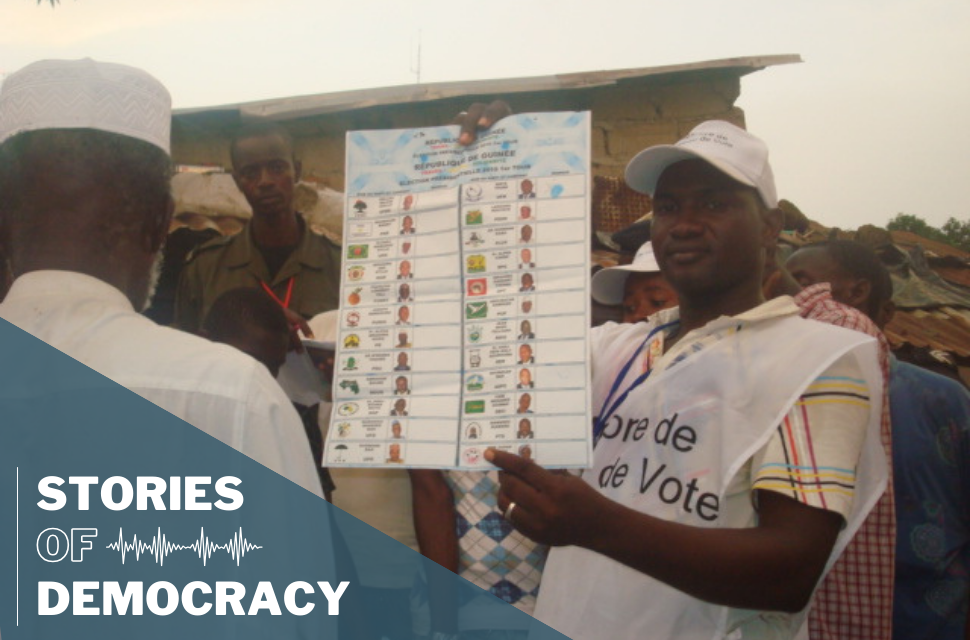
636, 298, 873, 523
750, 363, 871, 520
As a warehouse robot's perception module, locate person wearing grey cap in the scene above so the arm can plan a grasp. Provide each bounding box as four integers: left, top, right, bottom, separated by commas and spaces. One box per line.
487, 121, 887, 639
0, 59, 323, 498
591, 241, 678, 323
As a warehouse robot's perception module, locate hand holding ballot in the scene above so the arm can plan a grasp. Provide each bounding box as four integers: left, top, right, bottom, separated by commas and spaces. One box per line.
453, 100, 512, 145
486, 448, 606, 547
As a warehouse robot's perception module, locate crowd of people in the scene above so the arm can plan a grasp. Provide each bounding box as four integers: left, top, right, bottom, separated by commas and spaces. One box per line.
0, 57, 966, 640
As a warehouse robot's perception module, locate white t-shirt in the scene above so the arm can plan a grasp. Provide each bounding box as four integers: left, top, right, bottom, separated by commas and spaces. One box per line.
0, 270, 323, 497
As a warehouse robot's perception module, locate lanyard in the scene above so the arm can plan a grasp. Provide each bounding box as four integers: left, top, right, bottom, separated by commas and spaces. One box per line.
260, 277, 295, 310
593, 320, 679, 445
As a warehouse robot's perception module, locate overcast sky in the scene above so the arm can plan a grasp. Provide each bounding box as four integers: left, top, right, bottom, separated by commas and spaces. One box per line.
3, 0, 968, 230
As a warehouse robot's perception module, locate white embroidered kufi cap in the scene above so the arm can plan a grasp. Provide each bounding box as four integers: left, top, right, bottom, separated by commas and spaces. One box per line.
0, 58, 171, 154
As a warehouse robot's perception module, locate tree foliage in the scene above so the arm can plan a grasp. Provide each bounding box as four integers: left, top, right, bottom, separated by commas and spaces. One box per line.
888, 213, 970, 252
941, 218, 970, 252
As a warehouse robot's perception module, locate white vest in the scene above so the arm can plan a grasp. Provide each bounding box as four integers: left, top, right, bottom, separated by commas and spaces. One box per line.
534, 311, 886, 640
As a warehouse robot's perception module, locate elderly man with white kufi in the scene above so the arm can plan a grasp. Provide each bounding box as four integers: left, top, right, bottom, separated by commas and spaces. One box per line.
0, 59, 323, 496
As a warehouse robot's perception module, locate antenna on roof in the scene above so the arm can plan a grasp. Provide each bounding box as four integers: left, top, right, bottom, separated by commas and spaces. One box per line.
410, 30, 422, 84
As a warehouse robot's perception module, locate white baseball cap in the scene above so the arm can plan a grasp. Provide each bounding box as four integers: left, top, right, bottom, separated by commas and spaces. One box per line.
624, 120, 777, 208
591, 242, 662, 306
0, 58, 171, 154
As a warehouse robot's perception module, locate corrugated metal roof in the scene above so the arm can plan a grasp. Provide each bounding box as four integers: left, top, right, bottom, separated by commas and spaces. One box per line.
891, 230, 969, 261
933, 265, 970, 288
173, 55, 801, 121
885, 307, 970, 358
889, 265, 970, 309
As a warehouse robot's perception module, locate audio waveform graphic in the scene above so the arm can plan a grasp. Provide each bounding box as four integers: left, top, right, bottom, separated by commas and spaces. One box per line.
106, 527, 263, 566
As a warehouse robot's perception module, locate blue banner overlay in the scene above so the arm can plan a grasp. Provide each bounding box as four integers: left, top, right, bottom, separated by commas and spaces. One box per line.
0, 318, 569, 639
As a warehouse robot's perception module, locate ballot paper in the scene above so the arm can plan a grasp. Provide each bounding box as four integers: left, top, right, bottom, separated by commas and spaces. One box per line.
276, 339, 336, 407
326, 112, 592, 469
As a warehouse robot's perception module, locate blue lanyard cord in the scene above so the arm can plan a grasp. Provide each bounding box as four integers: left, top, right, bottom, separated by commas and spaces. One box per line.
593, 320, 680, 445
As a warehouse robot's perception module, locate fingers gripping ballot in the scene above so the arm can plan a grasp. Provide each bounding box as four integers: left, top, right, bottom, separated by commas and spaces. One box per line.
486, 448, 608, 548
283, 306, 312, 353
453, 101, 512, 146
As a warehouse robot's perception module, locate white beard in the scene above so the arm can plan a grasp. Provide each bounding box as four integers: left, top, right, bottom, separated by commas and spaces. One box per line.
139, 248, 164, 313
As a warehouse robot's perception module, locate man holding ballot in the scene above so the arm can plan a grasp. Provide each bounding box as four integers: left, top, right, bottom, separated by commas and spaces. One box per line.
488, 121, 887, 639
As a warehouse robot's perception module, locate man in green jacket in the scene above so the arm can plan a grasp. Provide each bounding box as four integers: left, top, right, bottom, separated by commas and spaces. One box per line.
175, 120, 341, 333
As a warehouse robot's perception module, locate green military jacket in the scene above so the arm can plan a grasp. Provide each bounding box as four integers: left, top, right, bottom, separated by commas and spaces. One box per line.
175, 218, 342, 332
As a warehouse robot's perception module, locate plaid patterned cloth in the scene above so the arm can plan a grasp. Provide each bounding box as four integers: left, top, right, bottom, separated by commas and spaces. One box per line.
444, 470, 548, 614
795, 284, 895, 640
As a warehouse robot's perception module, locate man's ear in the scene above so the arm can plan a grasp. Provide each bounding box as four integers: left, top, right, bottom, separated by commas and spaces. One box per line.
762, 207, 784, 247
760, 208, 784, 279
293, 158, 303, 183
845, 278, 873, 312
877, 300, 896, 330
